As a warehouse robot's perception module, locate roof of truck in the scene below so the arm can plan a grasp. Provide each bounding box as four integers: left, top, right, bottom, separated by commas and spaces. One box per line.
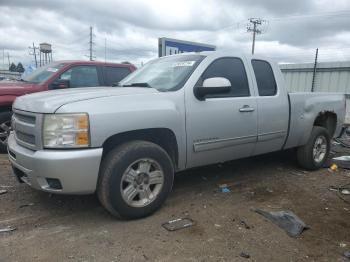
53, 60, 136, 69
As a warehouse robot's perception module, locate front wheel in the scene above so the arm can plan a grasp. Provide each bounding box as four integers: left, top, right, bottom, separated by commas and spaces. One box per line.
0, 111, 12, 153
297, 126, 330, 170
98, 141, 174, 219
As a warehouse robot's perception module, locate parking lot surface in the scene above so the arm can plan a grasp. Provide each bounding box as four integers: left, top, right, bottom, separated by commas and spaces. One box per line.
1, 151, 350, 262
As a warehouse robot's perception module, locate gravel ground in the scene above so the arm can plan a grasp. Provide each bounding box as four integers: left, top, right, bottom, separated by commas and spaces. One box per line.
0, 150, 350, 262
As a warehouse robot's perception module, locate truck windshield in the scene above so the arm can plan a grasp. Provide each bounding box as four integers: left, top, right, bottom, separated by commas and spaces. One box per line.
119, 55, 204, 91
22, 63, 65, 84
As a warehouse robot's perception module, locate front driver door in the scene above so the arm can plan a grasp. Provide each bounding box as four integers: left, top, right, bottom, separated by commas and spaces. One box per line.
185, 57, 258, 168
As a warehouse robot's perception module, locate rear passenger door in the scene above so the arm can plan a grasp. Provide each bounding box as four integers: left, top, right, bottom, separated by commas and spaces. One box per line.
251, 59, 289, 155
102, 66, 132, 86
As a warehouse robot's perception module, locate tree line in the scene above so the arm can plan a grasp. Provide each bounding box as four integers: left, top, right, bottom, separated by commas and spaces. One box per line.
9, 62, 25, 73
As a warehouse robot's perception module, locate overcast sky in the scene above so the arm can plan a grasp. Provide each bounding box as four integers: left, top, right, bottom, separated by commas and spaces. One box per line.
1, 0, 350, 67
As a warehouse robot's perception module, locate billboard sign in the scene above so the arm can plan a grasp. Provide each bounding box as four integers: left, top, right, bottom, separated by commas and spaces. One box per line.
158, 37, 216, 57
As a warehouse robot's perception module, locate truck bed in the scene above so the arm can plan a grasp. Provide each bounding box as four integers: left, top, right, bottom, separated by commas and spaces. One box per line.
284, 92, 346, 149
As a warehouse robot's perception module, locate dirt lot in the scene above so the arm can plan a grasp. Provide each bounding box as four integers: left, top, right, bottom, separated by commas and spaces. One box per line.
1, 150, 350, 262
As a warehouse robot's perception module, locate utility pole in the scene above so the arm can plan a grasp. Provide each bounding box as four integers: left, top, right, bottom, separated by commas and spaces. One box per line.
247, 18, 265, 55
89, 26, 93, 61
311, 48, 319, 92
104, 38, 107, 63
7, 53, 10, 67
28, 43, 38, 67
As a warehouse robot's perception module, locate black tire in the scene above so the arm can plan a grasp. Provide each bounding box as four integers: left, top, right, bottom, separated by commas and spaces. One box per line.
297, 126, 330, 170
97, 140, 174, 219
0, 111, 12, 153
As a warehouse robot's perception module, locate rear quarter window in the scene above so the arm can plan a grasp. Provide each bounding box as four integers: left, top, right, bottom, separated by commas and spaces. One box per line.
104, 66, 131, 86
251, 60, 277, 96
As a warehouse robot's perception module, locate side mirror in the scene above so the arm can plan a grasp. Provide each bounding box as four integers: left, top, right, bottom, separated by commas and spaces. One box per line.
194, 77, 231, 99
52, 79, 70, 89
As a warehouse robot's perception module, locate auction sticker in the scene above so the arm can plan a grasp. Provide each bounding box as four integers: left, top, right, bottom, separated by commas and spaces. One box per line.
47, 68, 59, 72
172, 61, 196, 67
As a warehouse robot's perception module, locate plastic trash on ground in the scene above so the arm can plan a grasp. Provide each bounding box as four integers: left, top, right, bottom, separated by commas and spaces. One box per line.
162, 218, 194, 231
0, 226, 16, 233
253, 209, 309, 237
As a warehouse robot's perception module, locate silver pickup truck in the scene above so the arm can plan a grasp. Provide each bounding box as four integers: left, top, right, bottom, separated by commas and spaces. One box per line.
8, 52, 345, 219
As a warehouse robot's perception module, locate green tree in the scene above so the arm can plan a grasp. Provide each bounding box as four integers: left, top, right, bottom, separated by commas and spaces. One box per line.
16, 62, 25, 73
9, 62, 16, 72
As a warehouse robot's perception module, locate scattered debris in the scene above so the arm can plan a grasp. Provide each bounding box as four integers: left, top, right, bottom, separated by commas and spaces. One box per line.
218, 184, 231, 193
344, 250, 350, 260
240, 252, 250, 259
266, 188, 274, 193
214, 224, 222, 228
0, 185, 13, 188
342, 189, 350, 195
162, 218, 194, 231
240, 220, 251, 229
333, 156, 350, 161
0, 189, 7, 195
289, 171, 304, 176
329, 163, 338, 172
0, 226, 16, 233
330, 156, 350, 169
19, 203, 35, 208
329, 183, 350, 204
253, 209, 309, 237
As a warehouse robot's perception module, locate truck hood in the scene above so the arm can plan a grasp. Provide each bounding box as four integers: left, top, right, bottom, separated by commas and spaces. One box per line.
13, 86, 158, 113
0, 81, 41, 96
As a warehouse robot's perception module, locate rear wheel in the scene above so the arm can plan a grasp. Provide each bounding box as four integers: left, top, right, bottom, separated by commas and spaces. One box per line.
98, 141, 174, 219
297, 126, 330, 170
0, 111, 12, 153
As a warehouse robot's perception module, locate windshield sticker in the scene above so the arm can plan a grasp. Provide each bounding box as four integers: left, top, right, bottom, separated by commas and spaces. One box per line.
172, 61, 196, 67
46, 68, 59, 72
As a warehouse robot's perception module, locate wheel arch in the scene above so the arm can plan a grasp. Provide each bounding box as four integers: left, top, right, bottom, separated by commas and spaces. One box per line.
313, 111, 337, 137
102, 128, 179, 169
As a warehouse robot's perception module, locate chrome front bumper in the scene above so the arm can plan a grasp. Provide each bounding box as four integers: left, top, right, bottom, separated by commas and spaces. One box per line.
7, 133, 103, 194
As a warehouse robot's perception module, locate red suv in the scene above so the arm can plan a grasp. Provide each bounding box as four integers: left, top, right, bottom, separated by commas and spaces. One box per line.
0, 60, 136, 151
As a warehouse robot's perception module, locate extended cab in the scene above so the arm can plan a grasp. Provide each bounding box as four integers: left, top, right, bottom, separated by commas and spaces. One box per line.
8, 52, 345, 219
0, 61, 136, 151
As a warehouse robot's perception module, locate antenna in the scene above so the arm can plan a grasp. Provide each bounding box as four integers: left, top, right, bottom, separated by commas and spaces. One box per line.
247, 18, 267, 55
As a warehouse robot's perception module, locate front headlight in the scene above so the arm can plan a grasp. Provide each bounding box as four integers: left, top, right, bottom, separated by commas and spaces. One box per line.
43, 113, 90, 148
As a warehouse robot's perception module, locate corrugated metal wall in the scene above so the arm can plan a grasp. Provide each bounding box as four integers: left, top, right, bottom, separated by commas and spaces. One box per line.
280, 61, 350, 93
280, 61, 350, 124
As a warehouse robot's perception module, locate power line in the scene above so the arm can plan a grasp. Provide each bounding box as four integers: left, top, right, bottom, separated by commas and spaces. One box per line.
247, 18, 267, 55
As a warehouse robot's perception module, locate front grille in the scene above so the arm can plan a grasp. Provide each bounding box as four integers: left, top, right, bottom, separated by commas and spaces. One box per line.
13, 113, 35, 125
13, 110, 41, 150
16, 131, 35, 145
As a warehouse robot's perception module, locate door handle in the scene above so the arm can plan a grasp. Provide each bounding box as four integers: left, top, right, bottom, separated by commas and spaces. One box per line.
239, 105, 255, 112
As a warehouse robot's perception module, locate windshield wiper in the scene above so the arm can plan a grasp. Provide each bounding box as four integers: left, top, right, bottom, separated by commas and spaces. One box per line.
122, 82, 152, 88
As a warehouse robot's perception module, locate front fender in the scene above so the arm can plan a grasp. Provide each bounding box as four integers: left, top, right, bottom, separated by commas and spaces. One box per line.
57, 91, 187, 169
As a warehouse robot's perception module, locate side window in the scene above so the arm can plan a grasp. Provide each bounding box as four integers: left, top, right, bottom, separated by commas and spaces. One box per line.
198, 57, 250, 98
104, 66, 131, 86
59, 66, 99, 88
251, 60, 277, 96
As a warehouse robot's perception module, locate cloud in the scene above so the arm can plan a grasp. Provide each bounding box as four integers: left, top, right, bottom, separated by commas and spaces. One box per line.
0, 0, 349, 67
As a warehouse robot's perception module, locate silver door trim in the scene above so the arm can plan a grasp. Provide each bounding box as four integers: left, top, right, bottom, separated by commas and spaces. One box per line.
193, 135, 257, 152
257, 130, 286, 142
